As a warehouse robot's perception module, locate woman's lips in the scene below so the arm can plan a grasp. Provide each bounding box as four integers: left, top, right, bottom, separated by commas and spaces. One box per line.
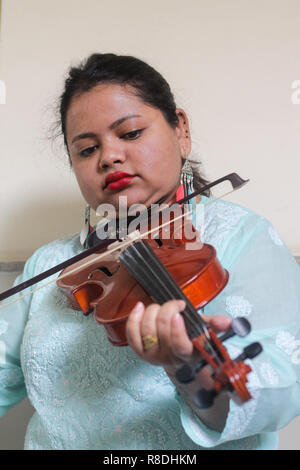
104, 172, 136, 191
106, 176, 135, 190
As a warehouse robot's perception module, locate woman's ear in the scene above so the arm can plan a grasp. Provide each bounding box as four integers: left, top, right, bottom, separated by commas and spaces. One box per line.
175, 108, 191, 159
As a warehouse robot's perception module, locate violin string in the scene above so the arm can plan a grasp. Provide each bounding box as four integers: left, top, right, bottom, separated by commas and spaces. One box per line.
126, 241, 208, 338
120, 243, 171, 306
120, 241, 184, 312
120, 241, 210, 339
0, 188, 237, 312
139, 242, 220, 361
121, 241, 221, 364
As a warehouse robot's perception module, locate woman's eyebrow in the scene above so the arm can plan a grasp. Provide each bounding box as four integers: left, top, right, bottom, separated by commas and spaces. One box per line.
71, 114, 141, 144
109, 114, 141, 130
71, 132, 97, 144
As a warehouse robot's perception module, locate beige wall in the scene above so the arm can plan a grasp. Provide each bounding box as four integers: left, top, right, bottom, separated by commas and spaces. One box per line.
0, 0, 300, 261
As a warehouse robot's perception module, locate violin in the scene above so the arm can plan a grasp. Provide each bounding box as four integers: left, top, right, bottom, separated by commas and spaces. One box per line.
0, 173, 262, 409
57, 173, 262, 409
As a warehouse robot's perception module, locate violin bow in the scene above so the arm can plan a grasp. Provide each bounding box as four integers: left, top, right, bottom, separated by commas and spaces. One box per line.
0, 173, 248, 306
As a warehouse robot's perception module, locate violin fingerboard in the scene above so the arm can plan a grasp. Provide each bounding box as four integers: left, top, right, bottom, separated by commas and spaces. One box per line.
119, 240, 206, 339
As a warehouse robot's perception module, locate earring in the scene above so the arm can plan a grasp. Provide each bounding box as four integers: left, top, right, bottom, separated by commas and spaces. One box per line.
80, 204, 92, 247
181, 158, 194, 199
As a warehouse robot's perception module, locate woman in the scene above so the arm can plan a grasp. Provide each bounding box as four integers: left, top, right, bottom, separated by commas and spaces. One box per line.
1, 53, 299, 450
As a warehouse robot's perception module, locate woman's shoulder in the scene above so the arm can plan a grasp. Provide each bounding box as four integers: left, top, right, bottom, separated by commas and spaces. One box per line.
193, 195, 298, 272
195, 195, 268, 249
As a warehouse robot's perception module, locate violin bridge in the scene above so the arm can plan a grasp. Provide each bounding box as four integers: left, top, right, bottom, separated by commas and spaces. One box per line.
105, 239, 124, 259
124, 229, 141, 241
107, 231, 142, 259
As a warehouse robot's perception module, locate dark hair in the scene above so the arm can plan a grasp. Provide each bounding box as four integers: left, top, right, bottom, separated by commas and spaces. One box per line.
59, 53, 210, 194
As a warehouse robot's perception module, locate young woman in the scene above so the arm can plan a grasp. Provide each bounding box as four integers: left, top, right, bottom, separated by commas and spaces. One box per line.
1, 53, 299, 450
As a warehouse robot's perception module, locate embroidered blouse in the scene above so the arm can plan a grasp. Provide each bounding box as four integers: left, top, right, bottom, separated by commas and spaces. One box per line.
0, 196, 299, 450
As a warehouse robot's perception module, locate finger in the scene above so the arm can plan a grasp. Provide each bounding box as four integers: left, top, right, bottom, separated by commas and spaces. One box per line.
202, 314, 232, 333
126, 301, 145, 355
140, 303, 161, 353
156, 300, 186, 351
170, 312, 194, 360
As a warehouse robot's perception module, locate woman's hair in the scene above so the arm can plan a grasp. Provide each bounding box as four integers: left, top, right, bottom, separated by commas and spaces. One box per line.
58, 53, 210, 194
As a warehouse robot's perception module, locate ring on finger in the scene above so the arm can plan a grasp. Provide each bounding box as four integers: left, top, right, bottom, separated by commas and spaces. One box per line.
142, 335, 159, 351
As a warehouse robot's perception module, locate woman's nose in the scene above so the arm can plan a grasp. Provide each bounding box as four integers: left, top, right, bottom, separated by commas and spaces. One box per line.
99, 141, 126, 169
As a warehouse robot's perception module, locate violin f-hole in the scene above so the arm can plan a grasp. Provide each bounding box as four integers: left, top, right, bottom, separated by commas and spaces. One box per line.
154, 238, 163, 247
88, 265, 119, 279
73, 283, 104, 315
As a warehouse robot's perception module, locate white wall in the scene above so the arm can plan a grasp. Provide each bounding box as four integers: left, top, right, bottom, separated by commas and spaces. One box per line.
0, 0, 300, 261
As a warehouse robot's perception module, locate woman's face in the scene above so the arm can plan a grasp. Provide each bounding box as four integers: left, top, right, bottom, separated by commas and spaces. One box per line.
66, 83, 191, 214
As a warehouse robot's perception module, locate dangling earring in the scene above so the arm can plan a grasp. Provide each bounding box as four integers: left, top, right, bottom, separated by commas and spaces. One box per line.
80, 204, 92, 247
181, 157, 194, 200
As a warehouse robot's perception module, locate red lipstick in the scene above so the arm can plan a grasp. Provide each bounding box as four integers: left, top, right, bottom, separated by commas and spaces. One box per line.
104, 172, 135, 191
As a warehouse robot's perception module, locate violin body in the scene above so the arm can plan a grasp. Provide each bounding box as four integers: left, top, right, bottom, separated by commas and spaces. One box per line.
57, 225, 229, 346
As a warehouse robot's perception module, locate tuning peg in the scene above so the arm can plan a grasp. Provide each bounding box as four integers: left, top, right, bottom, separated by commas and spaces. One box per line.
193, 388, 218, 409
175, 359, 207, 384
218, 317, 251, 343
235, 342, 263, 362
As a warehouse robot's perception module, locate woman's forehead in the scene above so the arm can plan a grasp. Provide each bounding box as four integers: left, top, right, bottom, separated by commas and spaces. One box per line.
70, 84, 148, 113
66, 83, 159, 133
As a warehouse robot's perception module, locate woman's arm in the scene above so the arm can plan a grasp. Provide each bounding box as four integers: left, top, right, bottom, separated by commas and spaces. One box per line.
164, 363, 230, 433
0, 258, 35, 417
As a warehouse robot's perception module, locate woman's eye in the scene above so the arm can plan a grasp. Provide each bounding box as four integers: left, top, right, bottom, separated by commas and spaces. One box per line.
79, 145, 98, 157
122, 129, 145, 140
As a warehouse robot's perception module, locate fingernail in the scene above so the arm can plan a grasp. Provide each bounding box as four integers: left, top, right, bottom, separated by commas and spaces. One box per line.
132, 301, 144, 315
173, 312, 182, 327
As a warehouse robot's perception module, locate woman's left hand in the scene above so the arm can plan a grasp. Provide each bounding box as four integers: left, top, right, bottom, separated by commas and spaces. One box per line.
125, 299, 231, 367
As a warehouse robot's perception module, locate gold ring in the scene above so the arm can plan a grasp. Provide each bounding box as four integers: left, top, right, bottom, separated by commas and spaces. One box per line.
142, 335, 159, 351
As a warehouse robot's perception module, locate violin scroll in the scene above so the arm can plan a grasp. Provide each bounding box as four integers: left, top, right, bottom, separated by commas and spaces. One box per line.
194, 341, 263, 409
176, 318, 263, 408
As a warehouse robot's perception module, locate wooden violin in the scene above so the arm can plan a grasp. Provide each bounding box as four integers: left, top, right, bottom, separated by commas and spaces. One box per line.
56, 173, 262, 409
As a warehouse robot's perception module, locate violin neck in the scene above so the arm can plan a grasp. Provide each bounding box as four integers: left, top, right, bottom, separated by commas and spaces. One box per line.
119, 240, 207, 339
